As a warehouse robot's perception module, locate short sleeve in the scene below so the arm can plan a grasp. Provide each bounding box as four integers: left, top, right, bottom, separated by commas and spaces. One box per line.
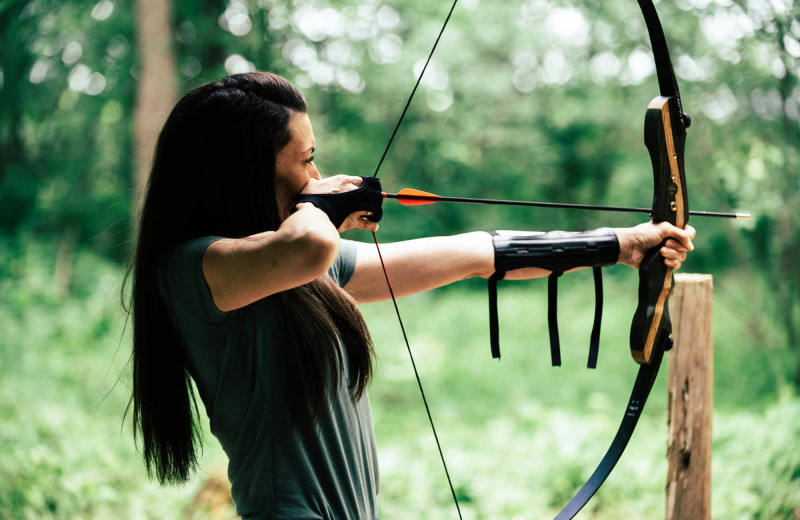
328, 239, 358, 287
160, 236, 229, 325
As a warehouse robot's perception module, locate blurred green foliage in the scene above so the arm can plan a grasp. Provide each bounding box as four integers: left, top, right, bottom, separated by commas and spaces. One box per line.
0, 0, 135, 260
0, 238, 224, 518
1, 0, 799, 517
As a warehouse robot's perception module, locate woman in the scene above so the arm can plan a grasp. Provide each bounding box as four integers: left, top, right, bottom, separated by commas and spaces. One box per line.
129, 72, 695, 519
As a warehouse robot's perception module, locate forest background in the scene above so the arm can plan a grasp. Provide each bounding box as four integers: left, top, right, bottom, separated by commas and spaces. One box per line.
1, 0, 799, 518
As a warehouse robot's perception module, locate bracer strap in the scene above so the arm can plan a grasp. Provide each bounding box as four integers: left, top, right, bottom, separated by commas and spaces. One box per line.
488, 269, 505, 359
548, 270, 563, 366
587, 266, 603, 369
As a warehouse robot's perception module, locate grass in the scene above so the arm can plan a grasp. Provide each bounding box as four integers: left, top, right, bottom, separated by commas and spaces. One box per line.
1, 241, 798, 519
364, 270, 800, 520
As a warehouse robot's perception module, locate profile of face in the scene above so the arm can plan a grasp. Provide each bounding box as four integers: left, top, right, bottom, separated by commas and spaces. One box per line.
275, 112, 320, 219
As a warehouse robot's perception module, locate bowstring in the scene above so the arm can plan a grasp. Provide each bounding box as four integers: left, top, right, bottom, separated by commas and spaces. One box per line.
372, 0, 460, 179
369, 0, 463, 518
370, 233, 463, 519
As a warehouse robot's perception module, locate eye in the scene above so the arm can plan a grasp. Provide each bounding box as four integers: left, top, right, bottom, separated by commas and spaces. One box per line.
304, 155, 315, 164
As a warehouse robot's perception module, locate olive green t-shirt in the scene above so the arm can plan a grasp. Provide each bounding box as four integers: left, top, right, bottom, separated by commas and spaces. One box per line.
160, 237, 379, 520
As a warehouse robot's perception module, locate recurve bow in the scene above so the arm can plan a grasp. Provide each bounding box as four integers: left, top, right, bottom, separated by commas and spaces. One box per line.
368, 0, 693, 518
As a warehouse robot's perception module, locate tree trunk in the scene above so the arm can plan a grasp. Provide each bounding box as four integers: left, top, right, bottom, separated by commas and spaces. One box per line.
133, 0, 177, 214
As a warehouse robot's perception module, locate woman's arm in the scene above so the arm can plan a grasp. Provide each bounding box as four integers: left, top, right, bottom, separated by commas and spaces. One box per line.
344, 232, 496, 303
201, 203, 340, 312
344, 222, 695, 304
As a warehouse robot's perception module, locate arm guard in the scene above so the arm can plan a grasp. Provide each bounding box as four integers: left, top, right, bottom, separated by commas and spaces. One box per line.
295, 176, 383, 229
488, 229, 619, 367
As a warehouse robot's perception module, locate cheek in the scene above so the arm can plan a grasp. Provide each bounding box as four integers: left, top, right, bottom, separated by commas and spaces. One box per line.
275, 159, 298, 188
290, 170, 308, 191
279, 172, 306, 199
275, 166, 307, 205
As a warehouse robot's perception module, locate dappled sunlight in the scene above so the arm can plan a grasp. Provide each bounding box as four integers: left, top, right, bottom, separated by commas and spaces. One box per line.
370, 33, 402, 64
620, 48, 656, 86
294, 6, 346, 42
224, 54, 255, 75
218, 0, 252, 37
275, 4, 402, 91
700, 84, 739, 122
544, 8, 590, 48
61, 41, 82, 65
90, 0, 113, 21
67, 64, 106, 95
589, 51, 622, 86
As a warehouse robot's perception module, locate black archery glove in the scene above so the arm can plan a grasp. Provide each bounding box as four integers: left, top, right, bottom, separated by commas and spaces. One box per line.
295, 176, 384, 229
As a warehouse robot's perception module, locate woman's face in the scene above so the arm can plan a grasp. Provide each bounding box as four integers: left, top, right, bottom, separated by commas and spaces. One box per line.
275, 112, 320, 219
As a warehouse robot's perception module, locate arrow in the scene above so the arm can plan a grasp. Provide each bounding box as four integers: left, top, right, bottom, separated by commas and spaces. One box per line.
383, 188, 751, 219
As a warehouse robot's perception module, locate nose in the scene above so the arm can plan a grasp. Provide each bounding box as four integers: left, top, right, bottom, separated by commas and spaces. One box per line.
309, 164, 322, 180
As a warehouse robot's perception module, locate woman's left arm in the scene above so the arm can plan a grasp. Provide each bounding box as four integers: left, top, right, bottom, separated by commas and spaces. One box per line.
343, 222, 695, 304
344, 232, 495, 303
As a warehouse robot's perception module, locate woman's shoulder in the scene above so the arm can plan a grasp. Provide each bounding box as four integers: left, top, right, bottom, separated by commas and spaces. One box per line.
329, 239, 358, 287
161, 235, 229, 325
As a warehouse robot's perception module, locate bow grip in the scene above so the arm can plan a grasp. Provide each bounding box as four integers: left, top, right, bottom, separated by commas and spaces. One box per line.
630, 96, 688, 365
630, 247, 673, 364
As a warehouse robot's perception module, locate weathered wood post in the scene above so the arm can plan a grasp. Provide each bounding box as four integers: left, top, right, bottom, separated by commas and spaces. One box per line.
666, 273, 714, 520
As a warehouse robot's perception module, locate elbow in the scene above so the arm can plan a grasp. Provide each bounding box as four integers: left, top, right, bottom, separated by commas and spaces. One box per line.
274, 205, 340, 283
293, 226, 340, 281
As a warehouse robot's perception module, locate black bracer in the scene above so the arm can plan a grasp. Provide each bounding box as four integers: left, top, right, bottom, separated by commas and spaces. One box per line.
488, 229, 620, 367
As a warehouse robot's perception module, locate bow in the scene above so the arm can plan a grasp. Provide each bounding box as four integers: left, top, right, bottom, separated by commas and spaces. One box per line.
553, 3, 691, 516
368, 0, 690, 518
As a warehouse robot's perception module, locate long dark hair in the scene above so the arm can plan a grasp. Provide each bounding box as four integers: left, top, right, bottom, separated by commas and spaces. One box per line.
127, 72, 374, 485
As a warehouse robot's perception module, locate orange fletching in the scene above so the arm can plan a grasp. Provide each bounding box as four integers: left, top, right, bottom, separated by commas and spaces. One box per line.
396, 188, 440, 206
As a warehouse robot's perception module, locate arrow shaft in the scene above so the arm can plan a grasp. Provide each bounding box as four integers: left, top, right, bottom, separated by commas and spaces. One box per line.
383, 192, 750, 219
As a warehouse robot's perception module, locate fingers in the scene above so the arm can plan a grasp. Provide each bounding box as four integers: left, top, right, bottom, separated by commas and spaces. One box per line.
303, 174, 364, 195
658, 224, 696, 270
333, 174, 364, 190
357, 211, 379, 232
660, 244, 687, 270
664, 237, 688, 252
331, 174, 364, 192
621, 221, 695, 271
650, 221, 692, 248
673, 224, 695, 252
338, 211, 379, 233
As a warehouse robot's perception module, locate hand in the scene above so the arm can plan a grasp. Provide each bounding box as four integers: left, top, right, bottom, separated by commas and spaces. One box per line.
614, 221, 696, 270
300, 174, 363, 195
296, 175, 380, 233
337, 210, 380, 233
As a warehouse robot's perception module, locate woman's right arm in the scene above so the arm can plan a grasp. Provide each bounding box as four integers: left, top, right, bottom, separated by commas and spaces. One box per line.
201, 203, 340, 312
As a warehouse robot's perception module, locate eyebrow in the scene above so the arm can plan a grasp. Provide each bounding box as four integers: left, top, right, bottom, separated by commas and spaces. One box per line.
279, 145, 314, 160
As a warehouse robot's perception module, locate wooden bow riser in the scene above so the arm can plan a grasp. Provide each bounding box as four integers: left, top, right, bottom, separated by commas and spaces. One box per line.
630, 95, 689, 365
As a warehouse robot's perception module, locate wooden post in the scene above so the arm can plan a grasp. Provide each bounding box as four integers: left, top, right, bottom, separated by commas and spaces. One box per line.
666, 273, 713, 520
